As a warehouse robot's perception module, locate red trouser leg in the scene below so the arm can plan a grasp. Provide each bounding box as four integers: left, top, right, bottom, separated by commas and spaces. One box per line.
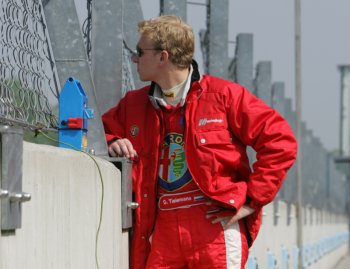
146, 205, 248, 269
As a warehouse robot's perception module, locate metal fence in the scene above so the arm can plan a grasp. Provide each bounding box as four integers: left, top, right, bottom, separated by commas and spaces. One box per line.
0, 0, 59, 130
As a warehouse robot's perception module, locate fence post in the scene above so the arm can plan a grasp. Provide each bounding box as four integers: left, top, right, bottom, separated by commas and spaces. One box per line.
206, 0, 229, 79
160, 0, 187, 20
229, 33, 254, 91
338, 65, 350, 156
254, 61, 272, 105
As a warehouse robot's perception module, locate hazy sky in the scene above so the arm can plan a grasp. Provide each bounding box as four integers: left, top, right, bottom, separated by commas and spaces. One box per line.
140, 0, 350, 151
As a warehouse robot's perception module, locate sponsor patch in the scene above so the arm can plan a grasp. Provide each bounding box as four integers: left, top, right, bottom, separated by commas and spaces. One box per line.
130, 125, 139, 137
198, 118, 223, 126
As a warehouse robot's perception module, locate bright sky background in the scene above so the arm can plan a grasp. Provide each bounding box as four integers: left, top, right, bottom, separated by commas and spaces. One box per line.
140, 0, 350, 152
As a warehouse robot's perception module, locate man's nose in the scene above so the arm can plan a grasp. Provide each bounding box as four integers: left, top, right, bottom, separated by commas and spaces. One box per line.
131, 54, 138, 63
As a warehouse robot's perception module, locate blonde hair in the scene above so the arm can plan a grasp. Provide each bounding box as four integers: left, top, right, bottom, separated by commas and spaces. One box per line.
138, 15, 194, 69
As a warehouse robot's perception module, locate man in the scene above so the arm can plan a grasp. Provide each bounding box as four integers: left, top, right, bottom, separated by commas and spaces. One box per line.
103, 15, 297, 269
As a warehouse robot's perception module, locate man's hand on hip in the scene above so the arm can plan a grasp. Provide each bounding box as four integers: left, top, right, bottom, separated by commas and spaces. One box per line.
208, 205, 255, 230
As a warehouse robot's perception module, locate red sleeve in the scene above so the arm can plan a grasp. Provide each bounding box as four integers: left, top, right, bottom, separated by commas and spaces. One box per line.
101, 95, 127, 143
227, 85, 297, 209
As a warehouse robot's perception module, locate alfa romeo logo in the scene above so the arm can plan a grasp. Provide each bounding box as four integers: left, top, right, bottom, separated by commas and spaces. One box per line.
158, 132, 191, 191
130, 125, 139, 137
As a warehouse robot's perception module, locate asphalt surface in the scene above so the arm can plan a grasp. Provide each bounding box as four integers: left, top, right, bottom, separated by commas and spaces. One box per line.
333, 252, 350, 269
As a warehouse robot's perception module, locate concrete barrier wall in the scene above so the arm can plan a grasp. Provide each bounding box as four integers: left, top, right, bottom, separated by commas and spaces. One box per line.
0, 142, 129, 269
249, 201, 349, 269
0, 142, 348, 269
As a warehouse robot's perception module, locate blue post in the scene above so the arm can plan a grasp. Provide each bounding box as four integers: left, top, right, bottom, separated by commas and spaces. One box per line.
281, 245, 289, 269
247, 254, 258, 269
267, 249, 277, 269
58, 77, 94, 151
292, 245, 299, 269
302, 244, 311, 268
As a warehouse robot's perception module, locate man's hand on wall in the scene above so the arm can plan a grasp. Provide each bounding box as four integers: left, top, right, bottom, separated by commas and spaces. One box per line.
108, 138, 137, 159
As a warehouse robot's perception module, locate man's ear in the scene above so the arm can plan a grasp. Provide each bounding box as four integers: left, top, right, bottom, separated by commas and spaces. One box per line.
159, 50, 169, 63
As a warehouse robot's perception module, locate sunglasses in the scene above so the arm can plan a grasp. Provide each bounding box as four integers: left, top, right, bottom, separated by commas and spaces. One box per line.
135, 46, 163, 57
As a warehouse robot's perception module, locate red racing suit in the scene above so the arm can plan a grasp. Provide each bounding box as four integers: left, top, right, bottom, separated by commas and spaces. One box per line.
102, 63, 297, 269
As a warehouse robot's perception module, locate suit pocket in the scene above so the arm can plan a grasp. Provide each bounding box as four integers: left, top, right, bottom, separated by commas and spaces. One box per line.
195, 129, 233, 147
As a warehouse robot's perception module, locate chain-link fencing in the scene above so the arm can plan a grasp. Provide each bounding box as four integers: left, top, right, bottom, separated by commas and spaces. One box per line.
0, 0, 59, 130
